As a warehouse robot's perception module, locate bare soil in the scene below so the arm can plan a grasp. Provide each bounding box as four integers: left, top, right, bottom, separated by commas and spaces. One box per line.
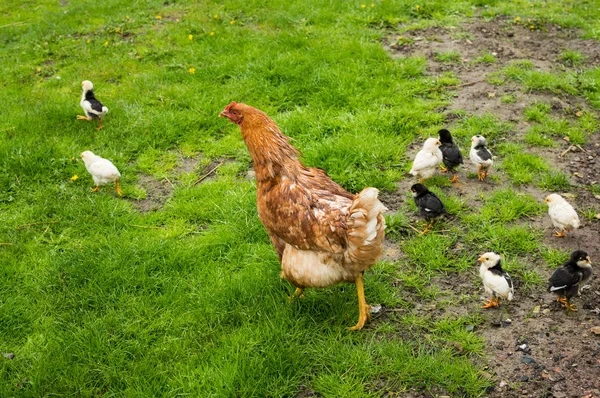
382, 17, 600, 397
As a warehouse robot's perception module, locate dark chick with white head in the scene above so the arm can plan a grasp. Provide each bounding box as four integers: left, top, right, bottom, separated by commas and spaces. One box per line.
548, 250, 592, 311
469, 135, 493, 181
410, 183, 448, 235
478, 252, 514, 309
77, 80, 109, 130
438, 129, 463, 183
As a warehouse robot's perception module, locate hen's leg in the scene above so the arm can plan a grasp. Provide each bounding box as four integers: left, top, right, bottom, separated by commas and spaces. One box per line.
288, 287, 304, 302
348, 272, 370, 331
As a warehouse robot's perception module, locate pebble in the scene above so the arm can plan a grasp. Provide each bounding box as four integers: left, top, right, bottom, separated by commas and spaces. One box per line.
3, 353, 14, 360
519, 375, 530, 382
521, 355, 536, 364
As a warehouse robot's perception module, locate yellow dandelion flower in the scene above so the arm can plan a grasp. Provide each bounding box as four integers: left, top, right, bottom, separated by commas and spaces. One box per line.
416, 5, 421, 10
70, 175, 79, 181
371, 3, 375, 7
155, 15, 162, 20
209, 31, 215, 36
86, 39, 91, 43
514, 17, 520, 22
103, 41, 108, 46
189, 67, 196, 74
188, 34, 193, 40
213, 14, 218, 19
361, 4, 366, 8
530, 25, 535, 29
36, 67, 41, 72
230, 20, 236, 25
115, 27, 121, 33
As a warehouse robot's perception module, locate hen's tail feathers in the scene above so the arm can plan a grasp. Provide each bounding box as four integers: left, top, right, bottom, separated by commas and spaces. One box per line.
346, 188, 387, 266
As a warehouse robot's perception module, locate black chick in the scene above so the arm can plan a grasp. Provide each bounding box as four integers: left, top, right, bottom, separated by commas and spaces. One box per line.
548, 250, 592, 311
438, 129, 463, 183
410, 183, 448, 235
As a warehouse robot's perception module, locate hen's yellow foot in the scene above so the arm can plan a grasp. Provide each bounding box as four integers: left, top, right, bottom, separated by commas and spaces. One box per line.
348, 273, 370, 331
288, 287, 305, 302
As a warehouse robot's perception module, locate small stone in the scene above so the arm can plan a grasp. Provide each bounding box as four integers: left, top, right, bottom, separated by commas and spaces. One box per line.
503, 318, 512, 325
465, 324, 475, 332
588, 156, 594, 160
491, 52, 498, 56
521, 356, 536, 364
466, 39, 473, 44
519, 375, 530, 382
563, 136, 571, 142
3, 353, 15, 360
499, 380, 509, 388
369, 304, 382, 314
532, 305, 540, 314
576, 111, 583, 117
591, 326, 600, 335
595, 213, 600, 220
488, 92, 496, 98
573, 172, 584, 178
542, 308, 551, 314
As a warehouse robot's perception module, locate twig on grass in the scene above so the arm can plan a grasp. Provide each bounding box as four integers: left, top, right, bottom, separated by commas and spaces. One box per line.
429, 80, 484, 91
0, 243, 14, 246
193, 160, 224, 186
17, 219, 60, 230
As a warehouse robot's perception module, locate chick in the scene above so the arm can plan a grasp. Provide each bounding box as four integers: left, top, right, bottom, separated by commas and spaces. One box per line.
469, 135, 493, 181
544, 193, 580, 237
410, 183, 448, 235
478, 252, 514, 309
548, 250, 592, 311
77, 80, 108, 130
409, 138, 443, 183
81, 150, 122, 195
438, 129, 463, 183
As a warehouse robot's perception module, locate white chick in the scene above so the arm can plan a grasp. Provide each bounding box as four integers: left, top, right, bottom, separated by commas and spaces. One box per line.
77, 80, 109, 130
478, 252, 514, 309
469, 135, 493, 181
409, 137, 443, 183
81, 151, 122, 196
544, 194, 580, 237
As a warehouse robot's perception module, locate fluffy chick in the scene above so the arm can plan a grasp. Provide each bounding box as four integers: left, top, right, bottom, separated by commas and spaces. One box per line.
469, 135, 493, 181
81, 150, 122, 195
410, 183, 448, 235
548, 250, 592, 311
478, 252, 514, 309
544, 193, 580, 237
410, 138, 443, 183
77, 80, 108, 130
438, 129, 463, 183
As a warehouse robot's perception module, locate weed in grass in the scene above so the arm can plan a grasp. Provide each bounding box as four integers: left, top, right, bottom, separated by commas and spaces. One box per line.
559, 50, 586, 66
500, 94, 517, 104
524, 102, 551, 122
472, 52, 497, 64
435, 50, 462, 63
537, 170, 572, 191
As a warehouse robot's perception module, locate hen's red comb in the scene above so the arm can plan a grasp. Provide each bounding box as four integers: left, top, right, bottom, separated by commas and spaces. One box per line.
224, 101, 237, 112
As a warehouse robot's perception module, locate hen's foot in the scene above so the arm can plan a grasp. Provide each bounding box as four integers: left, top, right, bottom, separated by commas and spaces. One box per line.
288, 287, 305, 302
348, 273, 370, 331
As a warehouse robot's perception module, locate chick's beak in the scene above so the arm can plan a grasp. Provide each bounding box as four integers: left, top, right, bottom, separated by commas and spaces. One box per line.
586, 256, 591, 264
477, 256, 485, 263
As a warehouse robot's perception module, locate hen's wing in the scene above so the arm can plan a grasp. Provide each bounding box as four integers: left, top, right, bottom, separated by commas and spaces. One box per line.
258, 166, 354, 254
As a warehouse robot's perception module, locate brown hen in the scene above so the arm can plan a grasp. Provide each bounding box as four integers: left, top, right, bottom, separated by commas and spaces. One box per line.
219, 102, 387, 330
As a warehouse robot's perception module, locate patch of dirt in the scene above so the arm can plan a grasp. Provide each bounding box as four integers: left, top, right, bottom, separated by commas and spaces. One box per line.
382, 17, 600, 397
131, 173, 174, 213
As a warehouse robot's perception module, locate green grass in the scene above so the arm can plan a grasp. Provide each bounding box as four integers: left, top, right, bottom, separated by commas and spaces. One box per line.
1, 0, 599, 396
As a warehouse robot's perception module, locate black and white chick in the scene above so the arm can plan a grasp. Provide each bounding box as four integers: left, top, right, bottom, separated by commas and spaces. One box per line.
410, 183, 448, 235
478, 252, 514, 309
77, 80, 108, 130
438, 129, 463, 183
469, 135, 493, 181
548, 250, 592, 311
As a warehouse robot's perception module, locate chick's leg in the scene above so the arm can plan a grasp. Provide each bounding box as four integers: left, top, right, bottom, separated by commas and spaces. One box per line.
97, 118, 104, 130
77, 115, 90, 121
477, 165, 484, 181
553, 230, 566, 237
440, 165, 448, 173
348, 272, 370, 331
115, 179, 123, 196
449, 171, 459, 183
91, 186, 99, 192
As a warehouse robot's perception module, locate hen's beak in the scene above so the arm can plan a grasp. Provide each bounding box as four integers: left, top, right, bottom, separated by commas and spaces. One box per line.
218, 110, 229, 118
